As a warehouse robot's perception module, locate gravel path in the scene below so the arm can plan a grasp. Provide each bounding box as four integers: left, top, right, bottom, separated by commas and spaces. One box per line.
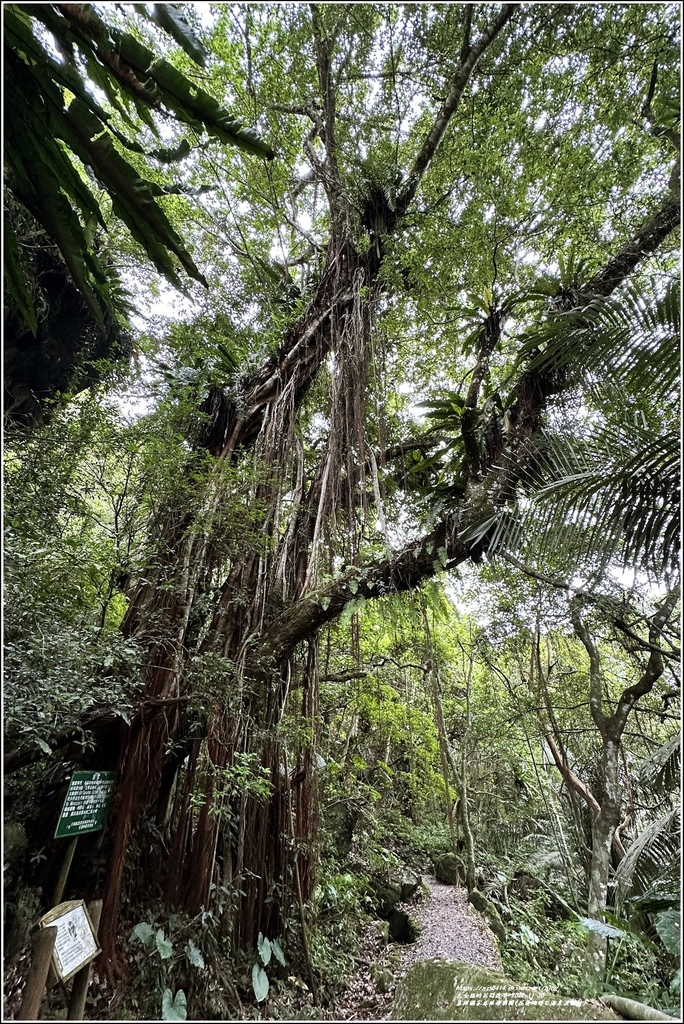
398, 876, 501, 973
333, 877, 501, 1020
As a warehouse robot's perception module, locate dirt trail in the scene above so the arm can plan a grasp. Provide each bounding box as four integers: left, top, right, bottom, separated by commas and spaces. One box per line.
334, 877, 501, 1020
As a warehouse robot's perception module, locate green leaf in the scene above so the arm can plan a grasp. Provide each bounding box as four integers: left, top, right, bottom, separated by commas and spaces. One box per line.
147, 58, 275, 160
161, 988, 187, 1021
340, 596, 366, 628
152, 139, 193, 164
155, 928, 173, 959
131, 922, 155, 946
151, 4, 208, 67
257, 932, 272, 966
5, 129, 107, 325
271, 938, 286, 966
577, 917, 625, 940
62, 98, 207, 290
655, 910, 681, 955
518, 923, 539, 945
252, 963, 269, 1002
185, 938, 205, 968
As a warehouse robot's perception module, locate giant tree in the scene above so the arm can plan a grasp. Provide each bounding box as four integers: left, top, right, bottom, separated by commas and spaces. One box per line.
5, 3, 679, 982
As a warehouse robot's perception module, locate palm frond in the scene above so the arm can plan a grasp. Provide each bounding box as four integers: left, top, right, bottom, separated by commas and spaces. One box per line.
639, 734, 681, 799
485, 276, 680, 575
4, 2, 274, 333
614, 808, 680, 916
518, 278, 680, 404
484, 423, 679, 575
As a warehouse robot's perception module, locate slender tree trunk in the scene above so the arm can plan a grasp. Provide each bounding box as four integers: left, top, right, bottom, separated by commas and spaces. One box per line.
586, 738, 622, 973
430, 662, 476, 891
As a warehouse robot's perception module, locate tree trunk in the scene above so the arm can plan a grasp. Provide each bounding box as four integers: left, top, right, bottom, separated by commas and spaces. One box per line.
586, 737, 623, 973
430, 664, 477, 892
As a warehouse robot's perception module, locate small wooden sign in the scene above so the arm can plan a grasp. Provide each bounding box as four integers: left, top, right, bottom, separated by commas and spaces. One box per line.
39, 900, 100, 982
54, 771, 116, 838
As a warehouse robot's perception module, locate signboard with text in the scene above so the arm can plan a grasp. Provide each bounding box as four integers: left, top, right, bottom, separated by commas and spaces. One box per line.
54, 771, 117, 838
39, 900, 100, 982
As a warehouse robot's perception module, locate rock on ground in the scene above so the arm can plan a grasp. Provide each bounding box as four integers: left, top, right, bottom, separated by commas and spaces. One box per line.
391, 960, 621, 1021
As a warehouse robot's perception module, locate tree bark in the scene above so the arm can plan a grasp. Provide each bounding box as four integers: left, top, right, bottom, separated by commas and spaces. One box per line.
586, 739, 622, 971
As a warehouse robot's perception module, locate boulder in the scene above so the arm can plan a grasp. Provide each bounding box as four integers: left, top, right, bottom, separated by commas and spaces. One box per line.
467, 890, 488, 912
375, 881, 404, 915
370, 869, 422, 915
483, 903, 506, 943
327, 804, 360, 859
434, 852, 462, 885
468, 890, 506, 942
400, 869, 421, 902
391, 960, 621, 1021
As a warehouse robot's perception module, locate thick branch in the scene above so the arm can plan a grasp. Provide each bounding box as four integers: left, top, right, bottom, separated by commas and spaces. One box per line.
585, 194, 680, 298
397, 5, 519, 215
211, 237, 360, 459
641, 60, 681, 153
543, 730, 625, 860
310, 3, 346, 228
544, 730, 601, 816
459, 6, 474, 65
255, 191, 679, 669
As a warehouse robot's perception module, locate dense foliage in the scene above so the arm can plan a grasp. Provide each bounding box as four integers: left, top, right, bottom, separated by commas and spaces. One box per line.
3, 3, 680, 1021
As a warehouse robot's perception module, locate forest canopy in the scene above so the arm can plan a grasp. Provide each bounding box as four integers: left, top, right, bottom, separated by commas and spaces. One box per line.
3, 3, 680, 1021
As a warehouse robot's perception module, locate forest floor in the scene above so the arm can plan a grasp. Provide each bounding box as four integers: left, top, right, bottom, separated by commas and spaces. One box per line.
330, 877, 501, 1020
3, 879, 499, 1021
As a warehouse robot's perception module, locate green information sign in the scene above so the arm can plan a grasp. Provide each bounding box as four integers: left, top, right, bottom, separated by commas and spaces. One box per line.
54, 771, 117, 839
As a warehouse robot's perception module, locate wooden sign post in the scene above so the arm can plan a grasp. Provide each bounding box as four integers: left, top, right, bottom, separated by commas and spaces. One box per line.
38, 900, 100, 984
19, 771, 117, 1018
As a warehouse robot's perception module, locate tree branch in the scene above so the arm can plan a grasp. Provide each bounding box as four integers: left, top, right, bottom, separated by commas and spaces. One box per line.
498, 552, 680, 661
569, 599, 606, 735
543, 730, 601, 815
611, 586, 680, 735
310, 3, 347, 230
459, 5, 474, 65
641, 60, 680, 152
585, 194, 680, 298
251, 190, 680, 668
396, 5, 519, 216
